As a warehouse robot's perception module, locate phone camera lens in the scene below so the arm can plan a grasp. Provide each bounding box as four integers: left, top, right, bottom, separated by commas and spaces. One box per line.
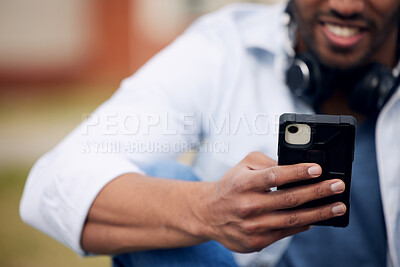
288, 125, 299, 134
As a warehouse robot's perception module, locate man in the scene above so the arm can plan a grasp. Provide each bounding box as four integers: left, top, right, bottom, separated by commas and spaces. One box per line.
20, 0, 400, 266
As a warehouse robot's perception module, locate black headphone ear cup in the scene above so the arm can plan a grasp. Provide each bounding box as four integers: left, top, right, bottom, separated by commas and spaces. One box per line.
286, 53, 318, 96
286, 53, 335, 110
350, 63, 396, 114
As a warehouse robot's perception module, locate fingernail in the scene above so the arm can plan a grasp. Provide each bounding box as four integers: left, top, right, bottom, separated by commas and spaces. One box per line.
332, 204, 346, 215
331, 181, 345, 193
308, 166, 321, 176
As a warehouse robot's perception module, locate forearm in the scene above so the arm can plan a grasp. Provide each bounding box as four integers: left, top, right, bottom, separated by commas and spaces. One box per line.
81, 153, 346, 255
81, 173, 214, 254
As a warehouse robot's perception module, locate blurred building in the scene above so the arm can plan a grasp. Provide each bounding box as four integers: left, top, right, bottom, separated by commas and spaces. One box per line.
0, 0, 279, 88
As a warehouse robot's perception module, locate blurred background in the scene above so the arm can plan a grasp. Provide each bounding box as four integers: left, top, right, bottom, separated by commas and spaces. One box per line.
0, 0, 278, 266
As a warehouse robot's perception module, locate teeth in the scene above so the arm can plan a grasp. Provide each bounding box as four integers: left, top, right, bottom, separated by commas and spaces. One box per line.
325, 23, 360, 37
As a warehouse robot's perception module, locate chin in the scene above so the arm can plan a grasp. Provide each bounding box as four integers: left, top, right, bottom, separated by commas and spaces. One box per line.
306, 36, 371, 71
317, 52, 366, 71
326, 61, 359, 71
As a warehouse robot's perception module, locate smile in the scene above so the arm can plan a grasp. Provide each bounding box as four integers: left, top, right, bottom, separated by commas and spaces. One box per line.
325, 24, 360, 38
320, 22, 366, 49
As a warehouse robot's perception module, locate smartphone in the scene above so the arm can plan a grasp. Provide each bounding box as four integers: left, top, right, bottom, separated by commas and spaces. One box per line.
277, 113, 356, 227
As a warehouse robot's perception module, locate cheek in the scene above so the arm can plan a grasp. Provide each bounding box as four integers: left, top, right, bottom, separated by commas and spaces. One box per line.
370, 4, 399, 45
370, 1, 400, 27
372, 1, 399, 15
293, 4, 319, 39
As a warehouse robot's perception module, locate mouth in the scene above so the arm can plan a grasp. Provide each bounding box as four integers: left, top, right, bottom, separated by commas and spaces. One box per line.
325, 23, 360, 37
319, 21, 367, 49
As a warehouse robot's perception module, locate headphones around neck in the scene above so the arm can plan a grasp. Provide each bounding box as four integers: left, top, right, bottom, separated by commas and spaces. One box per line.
286, 53, 400, 115
284, 4, 400, 115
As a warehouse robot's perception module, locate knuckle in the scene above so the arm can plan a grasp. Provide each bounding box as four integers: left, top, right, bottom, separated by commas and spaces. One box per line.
284, 213, 300, 227
236, 201, 255, 219
317, 208, 327, 221
316, 185, 327, 198
281, 192, 299, 208
265, 168, 278, 187
295, 165, 307, 178
237, 207, 252, 219
241, 221, 258, 236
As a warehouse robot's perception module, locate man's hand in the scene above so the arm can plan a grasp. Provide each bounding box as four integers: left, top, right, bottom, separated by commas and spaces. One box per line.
82, 151, 345, 255
195, 151, 346, 253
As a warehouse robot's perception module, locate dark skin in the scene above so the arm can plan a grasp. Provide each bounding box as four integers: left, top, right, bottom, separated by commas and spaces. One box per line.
82, 154, 346, 254
81, 0, 399, 254
321, 90, 366, 123
291, 0, 400, 122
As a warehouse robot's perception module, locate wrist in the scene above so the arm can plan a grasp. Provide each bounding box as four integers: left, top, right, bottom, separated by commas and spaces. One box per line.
184, 181, 217, 241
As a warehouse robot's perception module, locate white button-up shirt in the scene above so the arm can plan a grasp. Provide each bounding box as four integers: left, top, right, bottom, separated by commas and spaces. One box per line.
20, 3, 400, 266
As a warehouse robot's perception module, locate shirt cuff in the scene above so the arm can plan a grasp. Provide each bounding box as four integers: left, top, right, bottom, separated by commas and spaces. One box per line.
20, 151, 144, 255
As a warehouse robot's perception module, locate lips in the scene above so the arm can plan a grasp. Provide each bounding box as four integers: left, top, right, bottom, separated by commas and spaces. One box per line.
325, 24, 360, 38
319, 21, 367, 49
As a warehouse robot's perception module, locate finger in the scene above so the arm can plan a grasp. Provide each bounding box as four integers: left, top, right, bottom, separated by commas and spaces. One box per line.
266, 202, 347, 229
247, 163, 322, 191
267, 179, 346, 210
235, 179, 345, 218
239, 151, 277, 170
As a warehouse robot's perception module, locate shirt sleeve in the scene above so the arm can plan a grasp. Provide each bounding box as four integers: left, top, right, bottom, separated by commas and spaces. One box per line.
19, 15, 230, 255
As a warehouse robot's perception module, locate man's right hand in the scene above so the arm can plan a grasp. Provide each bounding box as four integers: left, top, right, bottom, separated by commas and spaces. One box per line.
82, 151, 345, 255
194, 151, 346, 253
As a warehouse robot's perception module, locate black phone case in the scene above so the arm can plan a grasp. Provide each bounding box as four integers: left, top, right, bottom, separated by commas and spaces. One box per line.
277, 113, 356, 227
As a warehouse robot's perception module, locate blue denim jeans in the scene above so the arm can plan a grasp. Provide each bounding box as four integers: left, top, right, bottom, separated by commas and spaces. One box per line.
112, 161, 239, 267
